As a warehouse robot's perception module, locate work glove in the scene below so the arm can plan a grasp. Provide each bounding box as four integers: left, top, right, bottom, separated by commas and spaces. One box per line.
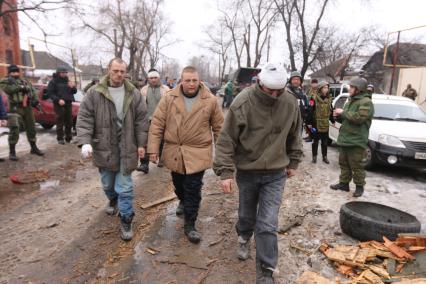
81, 144, 93, 159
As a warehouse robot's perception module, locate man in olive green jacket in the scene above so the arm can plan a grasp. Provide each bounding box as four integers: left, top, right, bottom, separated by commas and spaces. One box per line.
77, 58, 149, 241
213, 63, 302, 284
330, 77, 374, 197
0, 64, 44, 161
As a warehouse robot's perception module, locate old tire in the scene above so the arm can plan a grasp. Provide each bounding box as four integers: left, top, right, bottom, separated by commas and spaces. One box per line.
340, 201, 421, 241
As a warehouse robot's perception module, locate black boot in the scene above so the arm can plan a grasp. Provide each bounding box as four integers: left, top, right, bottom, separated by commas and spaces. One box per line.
120, 214, 134, 241
353, 185, 364, 197
176, 201, 184, 216
30, 142, 44, 156
323, 156, 330, 164
184, 221, 201, 244
0, 157, 5, 162
312, 156, 317, 163
9, 144, 18, 161
330, 182, 350, 192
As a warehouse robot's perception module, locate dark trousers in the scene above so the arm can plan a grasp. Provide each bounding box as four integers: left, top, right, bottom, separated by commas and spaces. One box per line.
54, 103, 73, 141
171, 171, 205, 223
312, 131, 328, 157
236, 170, 286, 270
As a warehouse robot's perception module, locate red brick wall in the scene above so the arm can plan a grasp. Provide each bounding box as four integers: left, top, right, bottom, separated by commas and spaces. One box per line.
0, 0, 21, 78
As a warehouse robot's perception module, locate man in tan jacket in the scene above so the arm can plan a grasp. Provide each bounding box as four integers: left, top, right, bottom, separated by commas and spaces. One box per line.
137, 68, 169, 173
148, 66, 224, 243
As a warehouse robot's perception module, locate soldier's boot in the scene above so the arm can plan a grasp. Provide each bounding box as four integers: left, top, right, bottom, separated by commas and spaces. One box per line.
330, 182, 350, 192
184, 221, 201, 244
256, 261, 275, 284
0, 158, 5, 162
9, 144, 18, 161
120, 214, 134, 241
353, 185, 364, 197
105, 198, 118, 215
321, 144, 329, 164
237, 236, 251, 261
30, 142, 44, 156
323, 156, 330, 164
175, 201, 184, 216
312, 156, 317, 163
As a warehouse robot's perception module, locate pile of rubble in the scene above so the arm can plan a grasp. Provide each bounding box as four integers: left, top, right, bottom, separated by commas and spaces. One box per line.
296, 234, 426, 284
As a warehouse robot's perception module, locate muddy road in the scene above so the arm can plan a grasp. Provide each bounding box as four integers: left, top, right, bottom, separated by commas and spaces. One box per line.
0, 127, 425, 284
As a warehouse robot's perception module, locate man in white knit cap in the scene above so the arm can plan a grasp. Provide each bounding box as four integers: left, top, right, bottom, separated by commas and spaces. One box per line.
137, 68, 169, 173
213, 63, 303, 284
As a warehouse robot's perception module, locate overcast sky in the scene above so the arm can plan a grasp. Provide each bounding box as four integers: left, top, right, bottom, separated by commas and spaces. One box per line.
19, 0, 426, 69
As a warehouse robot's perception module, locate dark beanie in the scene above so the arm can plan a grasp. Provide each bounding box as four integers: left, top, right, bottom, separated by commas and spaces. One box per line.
311, 79, 318, 84
8, 64, 20, 74
56, 66, 68, 73
148, 68, 158, 73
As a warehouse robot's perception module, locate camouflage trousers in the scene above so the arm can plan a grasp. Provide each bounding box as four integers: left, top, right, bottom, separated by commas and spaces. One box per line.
338, 146, 366, 186
8, 106, 37, 145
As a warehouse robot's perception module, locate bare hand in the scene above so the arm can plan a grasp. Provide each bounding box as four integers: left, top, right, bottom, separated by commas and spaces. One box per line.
221, 179, 234, 193
286, 169, 296, 178
68, 82, 75, 88
149, 154, 158, 163
0, 120, 7, 127
138, 147, 145, 158
59, 99, 65, 106
334, 108, 343, 116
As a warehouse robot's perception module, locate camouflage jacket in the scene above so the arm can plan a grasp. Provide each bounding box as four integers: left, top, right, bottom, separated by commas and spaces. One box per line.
0, 76, 37, 107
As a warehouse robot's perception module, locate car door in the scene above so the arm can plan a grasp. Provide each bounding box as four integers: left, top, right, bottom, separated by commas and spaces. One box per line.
329, 95, 349, 142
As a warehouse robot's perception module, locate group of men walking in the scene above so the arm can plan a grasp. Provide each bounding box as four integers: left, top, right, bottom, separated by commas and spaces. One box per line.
0, 58, 375, 283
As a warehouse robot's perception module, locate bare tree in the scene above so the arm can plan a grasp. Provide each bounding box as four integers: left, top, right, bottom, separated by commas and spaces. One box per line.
71, 0, 175, 79
274, 0, 331, 77
203, 23, 232, 82
1, 0, 75, 37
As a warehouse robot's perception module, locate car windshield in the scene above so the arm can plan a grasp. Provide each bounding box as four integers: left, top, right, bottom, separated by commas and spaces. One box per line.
374, 103, 426, 122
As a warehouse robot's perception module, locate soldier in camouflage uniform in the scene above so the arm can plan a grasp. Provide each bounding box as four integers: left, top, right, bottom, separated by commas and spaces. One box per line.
0, 65, 44, 161
330, 77, 374, 197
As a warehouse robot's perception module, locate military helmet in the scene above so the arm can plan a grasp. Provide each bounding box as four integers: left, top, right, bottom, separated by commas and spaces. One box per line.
289, 71, 302, 80
349, 77, 368, 92
56, 66, 68, 73
317, 81, 329, 91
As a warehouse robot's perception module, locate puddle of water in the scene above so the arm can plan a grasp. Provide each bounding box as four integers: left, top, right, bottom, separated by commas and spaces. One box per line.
39, 180, 60, 190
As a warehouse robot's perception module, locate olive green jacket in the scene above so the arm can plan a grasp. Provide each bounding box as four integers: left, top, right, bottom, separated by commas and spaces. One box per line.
76, 76, 149, 174
0, 77, 38, 107
337, 93, 374, 149
313, 93, 333, 133
213, 84, 303, 180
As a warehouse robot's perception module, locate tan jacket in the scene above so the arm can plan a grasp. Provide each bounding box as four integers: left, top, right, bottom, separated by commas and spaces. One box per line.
148, 83, 224, 174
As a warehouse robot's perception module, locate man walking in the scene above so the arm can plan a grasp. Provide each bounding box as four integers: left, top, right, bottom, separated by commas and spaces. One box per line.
76, 58, 149, 241
330, 77, 374, 197
136, 68, 169, 173
0, 65, 44, 161
213, 63, 303, 284
148, 66, 224, 244
47, 66, 77, 144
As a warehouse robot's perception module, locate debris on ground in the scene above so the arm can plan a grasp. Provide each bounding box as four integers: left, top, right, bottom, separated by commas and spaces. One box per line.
318, 235, 426, 283
293, 271, 334, 284
9, 170, 50, 184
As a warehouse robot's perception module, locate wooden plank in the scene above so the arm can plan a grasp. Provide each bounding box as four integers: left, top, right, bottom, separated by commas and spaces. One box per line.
354, 248, 371, 264
140, 194, 177, 209
383, 237, 415, 261
363, 269, 384, 284
293, 271, 334, 284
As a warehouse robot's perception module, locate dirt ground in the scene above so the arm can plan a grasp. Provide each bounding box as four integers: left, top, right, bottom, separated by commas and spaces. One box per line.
0, 126, 425, 284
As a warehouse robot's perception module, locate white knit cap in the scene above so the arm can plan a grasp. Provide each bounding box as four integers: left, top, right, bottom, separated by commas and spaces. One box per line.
258, 63, 287, 89
147, 70, 160, 78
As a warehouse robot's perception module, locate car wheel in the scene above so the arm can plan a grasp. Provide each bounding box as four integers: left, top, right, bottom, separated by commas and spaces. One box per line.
363, 146, 374, 170
339, 201, 421, 241
41, 123, 54, 129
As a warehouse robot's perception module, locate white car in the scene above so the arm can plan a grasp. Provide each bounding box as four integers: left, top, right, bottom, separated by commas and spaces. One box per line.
329, 93, 426, 169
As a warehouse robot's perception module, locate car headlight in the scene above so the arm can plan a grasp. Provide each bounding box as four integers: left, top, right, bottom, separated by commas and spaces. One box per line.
378, 134, 406, 148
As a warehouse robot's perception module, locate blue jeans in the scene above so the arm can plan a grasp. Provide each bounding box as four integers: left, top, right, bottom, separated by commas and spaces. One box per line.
236, 170, 286, 270
99, 168, 134, 218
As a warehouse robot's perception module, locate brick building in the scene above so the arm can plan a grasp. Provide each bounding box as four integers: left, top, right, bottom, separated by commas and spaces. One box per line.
0, 0, 21, 78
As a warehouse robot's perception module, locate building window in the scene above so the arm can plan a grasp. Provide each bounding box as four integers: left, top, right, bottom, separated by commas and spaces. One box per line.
3, 15, 12, 36
6, 50, 14, 64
